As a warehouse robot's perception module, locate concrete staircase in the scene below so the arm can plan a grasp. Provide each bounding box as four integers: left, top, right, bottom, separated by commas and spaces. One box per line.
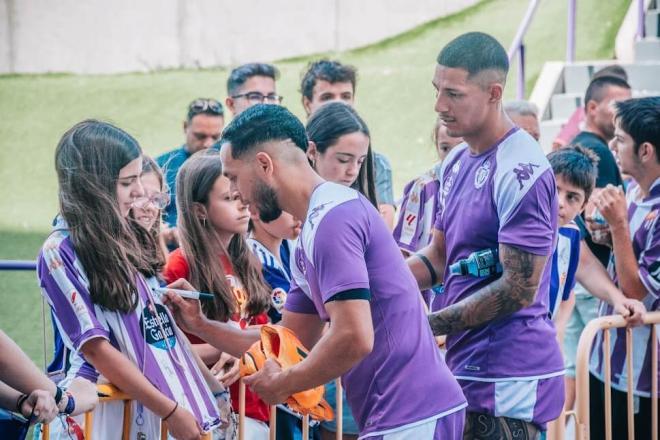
532, 1, 660, 152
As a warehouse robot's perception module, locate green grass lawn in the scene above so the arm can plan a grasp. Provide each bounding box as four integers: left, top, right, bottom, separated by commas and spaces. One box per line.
0, 0, 630, 364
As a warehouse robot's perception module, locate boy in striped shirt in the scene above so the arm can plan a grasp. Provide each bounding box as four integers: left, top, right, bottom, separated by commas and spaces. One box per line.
587, 97, 660, 439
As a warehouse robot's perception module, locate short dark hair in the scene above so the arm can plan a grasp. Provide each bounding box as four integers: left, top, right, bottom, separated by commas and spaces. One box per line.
186, 98, 224, 122
548, 145, 600, 201
300, 59, 357, 100
584, 76, 631, 106
592, 65, 628, 82
227, 63, 280, 96
437, 32, 509, 79
615, 97, 660, 162
221, 104, 308, 159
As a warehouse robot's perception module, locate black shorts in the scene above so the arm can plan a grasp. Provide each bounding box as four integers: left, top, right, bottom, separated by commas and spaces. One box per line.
589, 373, 659, 440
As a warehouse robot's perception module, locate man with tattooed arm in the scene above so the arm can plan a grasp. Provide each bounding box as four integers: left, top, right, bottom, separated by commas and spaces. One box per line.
407, 32, 564, 439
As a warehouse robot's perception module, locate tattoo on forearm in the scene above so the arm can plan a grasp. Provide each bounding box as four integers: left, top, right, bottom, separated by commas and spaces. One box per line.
428, 245, 543, 336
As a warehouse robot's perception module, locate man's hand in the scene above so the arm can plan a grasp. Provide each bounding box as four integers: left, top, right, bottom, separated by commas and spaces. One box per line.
162, 278, 208, 335
613, 298, 646, 327
592, 185, 628, 229
212, 353, 240, 387
243, 359, 289, 405
585, 219, 613, 247
21, 390, 58, 424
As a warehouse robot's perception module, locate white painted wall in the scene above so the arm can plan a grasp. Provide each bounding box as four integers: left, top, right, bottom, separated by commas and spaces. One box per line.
0, 0, 478, 74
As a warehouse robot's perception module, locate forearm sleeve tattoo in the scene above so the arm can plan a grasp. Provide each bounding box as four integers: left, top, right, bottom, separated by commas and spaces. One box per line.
428, 244, 545, 336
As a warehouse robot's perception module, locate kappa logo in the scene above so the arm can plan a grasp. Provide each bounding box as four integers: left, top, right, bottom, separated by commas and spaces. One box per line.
307, 202, 332, 229
406, 214, 417, 226
474, 160, 491, 189
513, 162, 540, 189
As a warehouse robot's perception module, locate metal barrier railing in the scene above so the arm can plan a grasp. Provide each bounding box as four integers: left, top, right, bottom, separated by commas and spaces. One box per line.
568, 311, 660, 440
39, 380, 342, 439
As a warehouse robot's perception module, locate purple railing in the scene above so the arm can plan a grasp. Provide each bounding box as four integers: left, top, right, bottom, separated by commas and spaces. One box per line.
638, 0, 646, 39
567, 0, 577, 62
0, 260, 37, 271
508, 0, 541, 99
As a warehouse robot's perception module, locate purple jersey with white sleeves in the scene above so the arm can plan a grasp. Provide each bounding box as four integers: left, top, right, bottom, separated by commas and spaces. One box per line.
590, 178, 660, 397
284, 182, 466, 438
433, 128, 564, 427
37, 219, 221, 436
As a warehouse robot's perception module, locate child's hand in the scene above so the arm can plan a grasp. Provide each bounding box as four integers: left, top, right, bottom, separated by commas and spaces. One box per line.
164, 405, 203, 440
614, 298, 646, 327
212, 353, 240, 387
162, 278, 207, 335
66, 377, 99, 415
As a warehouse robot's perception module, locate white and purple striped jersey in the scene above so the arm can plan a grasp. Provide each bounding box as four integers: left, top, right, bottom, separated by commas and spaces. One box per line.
393, 164, 441, 253
37, 218, 221, 438
549, 223, 581, 319
590, 178, 660, 397
434, 128, 564, 428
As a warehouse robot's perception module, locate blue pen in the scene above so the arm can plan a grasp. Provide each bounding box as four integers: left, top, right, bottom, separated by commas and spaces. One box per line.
152, 287, 215, 301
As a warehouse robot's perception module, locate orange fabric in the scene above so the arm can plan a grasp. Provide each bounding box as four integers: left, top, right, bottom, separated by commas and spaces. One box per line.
240, 325, 334, 421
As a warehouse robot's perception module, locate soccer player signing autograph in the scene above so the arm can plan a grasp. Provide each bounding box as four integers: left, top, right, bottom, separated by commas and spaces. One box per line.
164, 104, 467, 439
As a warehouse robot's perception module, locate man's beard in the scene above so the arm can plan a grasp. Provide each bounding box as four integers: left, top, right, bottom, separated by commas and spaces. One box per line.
254, 180, 283, 223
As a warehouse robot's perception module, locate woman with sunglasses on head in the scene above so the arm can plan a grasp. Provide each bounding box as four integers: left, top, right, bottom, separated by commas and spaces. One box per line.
38, 120, 229, 439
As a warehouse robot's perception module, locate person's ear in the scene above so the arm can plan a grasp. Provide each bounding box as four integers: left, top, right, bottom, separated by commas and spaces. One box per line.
192, 202, 207, 222
585, 99, 598, 117
306, 141, 318, 166
225, 97, 235, 115
489, 83, 503, 103
255, 151, 275, 178
638, 141, 656, 164
183, 120, 189, 134
302, 96, 313, 116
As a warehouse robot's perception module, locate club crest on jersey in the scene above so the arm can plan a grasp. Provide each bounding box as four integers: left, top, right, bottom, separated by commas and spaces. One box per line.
513, 162, 540, 189
474, 160, 491, 189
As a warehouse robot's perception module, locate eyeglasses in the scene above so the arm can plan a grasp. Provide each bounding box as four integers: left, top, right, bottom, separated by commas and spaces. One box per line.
132, 192, 170, 210
231, 92, 283, 105
188, 98, 224, 118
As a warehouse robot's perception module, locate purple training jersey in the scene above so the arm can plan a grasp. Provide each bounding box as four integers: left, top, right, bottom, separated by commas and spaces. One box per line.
590, 178, 660, 397
433, 128, 564, 428
37, 218, 221, 437
284, 182, 466, 438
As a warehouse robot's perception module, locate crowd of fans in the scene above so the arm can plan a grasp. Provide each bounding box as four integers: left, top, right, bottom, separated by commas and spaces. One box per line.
1, 31, 658, 440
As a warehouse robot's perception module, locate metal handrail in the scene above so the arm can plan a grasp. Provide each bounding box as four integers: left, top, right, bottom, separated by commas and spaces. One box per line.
573, 311, 660, 440
0, 260, 37, 271
508, 0, 542, 99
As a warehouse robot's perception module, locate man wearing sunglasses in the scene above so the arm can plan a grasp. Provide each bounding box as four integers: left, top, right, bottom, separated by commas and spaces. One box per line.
225, 63, 282, 117
156, 98, 224, 246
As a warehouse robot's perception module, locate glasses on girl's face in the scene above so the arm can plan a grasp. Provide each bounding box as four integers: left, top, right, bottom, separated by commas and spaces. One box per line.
132, 192, 170, 210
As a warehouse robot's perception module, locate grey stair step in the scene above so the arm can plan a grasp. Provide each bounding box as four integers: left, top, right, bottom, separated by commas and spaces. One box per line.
625, 62, 660, 91
551, 93, 583, 120
539, 119, 567, 153
635, 38, 660, 62
646, 9, 660, 38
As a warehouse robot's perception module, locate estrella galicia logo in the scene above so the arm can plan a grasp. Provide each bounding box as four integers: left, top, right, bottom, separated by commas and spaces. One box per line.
140, 303, 177, 350
474, 160, 491, 189
513, 162, 540, 189
650, 260, 660, 284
